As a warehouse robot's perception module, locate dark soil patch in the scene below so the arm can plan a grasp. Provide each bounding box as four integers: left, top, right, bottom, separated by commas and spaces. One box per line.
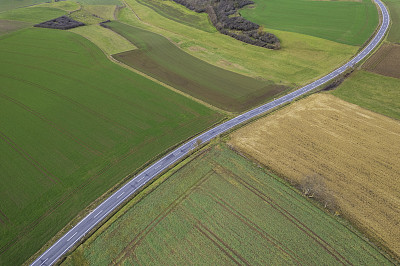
34, 15, 84, 30
363, 43, 400, 79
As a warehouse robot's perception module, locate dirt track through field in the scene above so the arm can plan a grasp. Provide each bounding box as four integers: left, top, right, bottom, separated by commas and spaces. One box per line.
230, 93, 400, 258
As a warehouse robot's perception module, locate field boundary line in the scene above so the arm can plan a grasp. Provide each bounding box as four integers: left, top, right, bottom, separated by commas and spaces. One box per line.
1, 55, 166, 123
194, 222, 246, 266
106, 48, 231, 116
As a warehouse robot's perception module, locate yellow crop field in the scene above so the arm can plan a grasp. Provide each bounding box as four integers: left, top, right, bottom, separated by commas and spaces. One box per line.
229, 94, 400, 259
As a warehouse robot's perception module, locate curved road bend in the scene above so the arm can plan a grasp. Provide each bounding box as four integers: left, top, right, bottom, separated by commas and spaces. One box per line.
32, 1, 390, 265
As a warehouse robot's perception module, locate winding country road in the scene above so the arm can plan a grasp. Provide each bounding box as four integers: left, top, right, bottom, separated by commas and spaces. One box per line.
31, 0, 390, 265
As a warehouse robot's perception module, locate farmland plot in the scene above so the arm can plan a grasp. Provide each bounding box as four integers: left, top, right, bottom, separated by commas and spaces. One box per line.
384, 0, 400, 43
63, 145, 391, 265
0, 20, 30, 35
332, 70, 400, 120
108, 21, 289, 112
363, 43, 400, 79
241, 0, 378, 46
118, 0, 358, 87
230, 94, 400, 259
0, 0, 49, 12
0, 28, 221, 265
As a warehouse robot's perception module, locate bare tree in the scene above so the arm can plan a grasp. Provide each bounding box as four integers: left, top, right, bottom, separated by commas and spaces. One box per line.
300, 174, 337, 212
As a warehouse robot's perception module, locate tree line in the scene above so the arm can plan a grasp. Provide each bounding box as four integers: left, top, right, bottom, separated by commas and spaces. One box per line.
172, 0, 280, 49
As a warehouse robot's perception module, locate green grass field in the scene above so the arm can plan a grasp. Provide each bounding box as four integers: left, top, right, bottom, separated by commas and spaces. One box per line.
385, 0, 400, 43
71, 0, 121, 4
135, 0, 216, 32
107, 21, 289, 112
83, 4, 116, 20
0, 0, 48, 12
0, 6, 66, 23
69, 24, 136, 55
119, 0, 358, 87
39, 1, 81, 12
331, 70, 400, 120
0, 28, 221, 265
241, 0, 378, 46
70, 7, 105, 24
63, 144, 391, 265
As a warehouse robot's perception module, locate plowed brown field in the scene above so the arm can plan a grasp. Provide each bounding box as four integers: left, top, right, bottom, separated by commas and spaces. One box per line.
363, 43, 400, 79
229, 94, 400, 259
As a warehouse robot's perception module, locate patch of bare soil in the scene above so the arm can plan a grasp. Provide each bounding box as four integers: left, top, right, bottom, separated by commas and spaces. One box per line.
363, 43, 400, 79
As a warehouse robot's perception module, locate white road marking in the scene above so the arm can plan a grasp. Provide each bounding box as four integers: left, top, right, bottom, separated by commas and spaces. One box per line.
117, 192, 125, 199
40, 258, 48, 266
66, 232, 77, 242
93, 210, 103, 218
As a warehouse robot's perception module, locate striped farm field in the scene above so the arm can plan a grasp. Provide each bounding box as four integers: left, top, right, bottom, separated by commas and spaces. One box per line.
107, 21, 289, 112
230, 94, 400, 259
63, 144, 391, 265
118, 0, 359, 87
0, 27, 222, 265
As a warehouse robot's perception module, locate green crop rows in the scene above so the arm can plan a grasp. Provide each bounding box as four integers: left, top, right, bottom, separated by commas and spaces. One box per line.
63, 144, 392, 265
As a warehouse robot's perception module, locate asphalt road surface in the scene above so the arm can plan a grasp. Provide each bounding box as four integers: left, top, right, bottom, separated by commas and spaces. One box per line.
31, 0, 390, 265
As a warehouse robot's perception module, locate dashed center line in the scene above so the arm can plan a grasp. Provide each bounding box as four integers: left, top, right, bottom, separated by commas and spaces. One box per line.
66, 232, 77, 242
93, 210, 103, 218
